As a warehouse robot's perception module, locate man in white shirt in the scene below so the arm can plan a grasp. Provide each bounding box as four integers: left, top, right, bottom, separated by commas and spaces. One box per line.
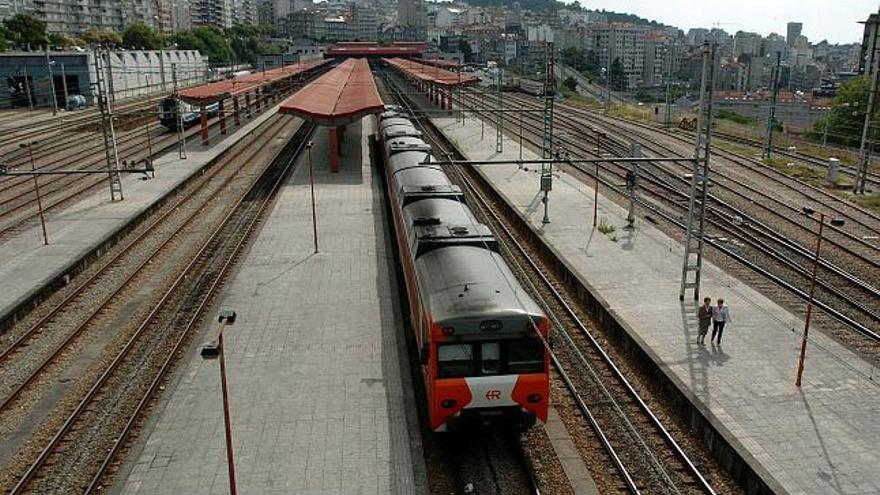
711, 298, 732, 344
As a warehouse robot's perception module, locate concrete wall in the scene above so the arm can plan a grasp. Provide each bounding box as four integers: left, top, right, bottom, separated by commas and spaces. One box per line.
0, 50, 208, 110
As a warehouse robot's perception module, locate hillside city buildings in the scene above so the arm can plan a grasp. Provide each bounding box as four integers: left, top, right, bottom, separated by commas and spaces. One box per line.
0, 0, 870, 95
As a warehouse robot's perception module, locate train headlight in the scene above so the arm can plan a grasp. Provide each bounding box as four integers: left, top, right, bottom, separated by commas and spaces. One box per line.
441, 399, 457, 409
442, 326, 455, 336
527, 394, 542, 404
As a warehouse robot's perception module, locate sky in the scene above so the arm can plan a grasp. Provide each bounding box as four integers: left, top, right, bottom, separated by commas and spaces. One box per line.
574, 1, 877, 44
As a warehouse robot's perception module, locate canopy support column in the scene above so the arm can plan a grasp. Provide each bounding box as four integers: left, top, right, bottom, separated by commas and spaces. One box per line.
233, 97, 241, 126
200, 104, 209, 146
329, 126, 341, 173
219, 100, 227, 135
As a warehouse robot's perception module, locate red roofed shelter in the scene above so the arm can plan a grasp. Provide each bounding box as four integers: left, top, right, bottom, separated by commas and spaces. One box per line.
278, 58, 384, 173
176, 59, 331, 145
383, 57, 478, 112
326, 42, 428, 58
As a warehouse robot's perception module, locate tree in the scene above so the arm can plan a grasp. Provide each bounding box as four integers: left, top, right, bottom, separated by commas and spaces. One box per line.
122, 21, 164, 50
2, 13, 47, 50
458, 39, 473, 63
609, 56, 627, 92
47, 33, 74, 48
0, 27, 8, 52
563, 76, 577, 92
82, 28, 122, 47
810, 76, 870, 147
172, 27, 234, 65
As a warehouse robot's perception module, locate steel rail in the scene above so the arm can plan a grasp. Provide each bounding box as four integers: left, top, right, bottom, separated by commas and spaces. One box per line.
84, 121, 316, 493
10, 118, 313, 495
0, 116, 291, 416
460, 90, 880, 341
381, 70, 687, 495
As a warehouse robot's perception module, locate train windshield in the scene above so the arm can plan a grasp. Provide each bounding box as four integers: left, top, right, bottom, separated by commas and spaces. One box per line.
437, 339, 545, 378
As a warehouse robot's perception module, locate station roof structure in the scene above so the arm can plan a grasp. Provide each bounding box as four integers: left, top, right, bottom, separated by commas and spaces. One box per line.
418, 58, 460, 70
383, 57, 479, 87
278, 58, 384, 126
177, 59, 332, 105
326, 42, 428, 57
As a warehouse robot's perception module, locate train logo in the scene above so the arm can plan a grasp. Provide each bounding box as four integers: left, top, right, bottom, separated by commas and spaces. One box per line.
485, 390, 501, 400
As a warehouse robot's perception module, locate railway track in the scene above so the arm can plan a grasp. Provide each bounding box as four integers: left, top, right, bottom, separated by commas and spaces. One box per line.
457, 89, 880, 349
383, 69, 728, 495
0, 87, 295, 240
0, 115, 313, 494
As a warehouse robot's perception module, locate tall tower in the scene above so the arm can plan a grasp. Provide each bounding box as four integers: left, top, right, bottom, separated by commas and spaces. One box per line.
397, 0, 425, 40
786, 22, 802, 47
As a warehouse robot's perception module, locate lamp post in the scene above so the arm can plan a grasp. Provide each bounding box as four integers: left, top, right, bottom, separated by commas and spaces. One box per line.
201, 310, 238, 495
22, 142, 49, 245
794, 208, 844, 387
307, 141, 318, 254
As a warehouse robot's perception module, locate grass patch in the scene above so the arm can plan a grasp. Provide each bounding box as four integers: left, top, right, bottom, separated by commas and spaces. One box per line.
716, 109, 757, 126
608, 103, 654, 123
598, 217, 616, 235
714, 141, 756, 156
763, 157, 823, 181
852, 193, 880, 211
561, 88, 601, 109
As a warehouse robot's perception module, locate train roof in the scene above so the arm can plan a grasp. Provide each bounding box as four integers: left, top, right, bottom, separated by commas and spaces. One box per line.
380, 117, 414, 129
414, 246, 544, 336
388, 150, 435, 175
386, 136, 430, 156
392, 167, 452, 197
382, 124, 421, 139
403, 199, 495, 258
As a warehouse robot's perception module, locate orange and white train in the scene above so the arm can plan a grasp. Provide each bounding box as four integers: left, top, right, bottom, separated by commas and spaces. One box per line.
378, 106, 550, 432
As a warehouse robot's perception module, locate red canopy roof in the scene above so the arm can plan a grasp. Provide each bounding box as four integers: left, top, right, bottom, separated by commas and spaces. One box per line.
326, 42, 427, 57
418, 58, 460, 70
177, 59, 331, 104
383, 57, 478, 87
278, 58, 384, 125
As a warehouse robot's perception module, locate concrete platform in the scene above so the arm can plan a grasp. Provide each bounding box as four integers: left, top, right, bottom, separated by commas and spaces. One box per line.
0, 105, 280, 330
114, 116, 426, 495
432, 113, 880, 495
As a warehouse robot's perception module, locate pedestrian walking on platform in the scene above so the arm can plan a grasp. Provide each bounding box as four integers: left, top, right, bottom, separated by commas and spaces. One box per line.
697, 297, 712, 345
711, 298, 732, 344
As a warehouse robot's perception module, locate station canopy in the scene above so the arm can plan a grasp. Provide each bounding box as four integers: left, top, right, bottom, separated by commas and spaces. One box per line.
176, 59, 332, 105
326, 42, 428, 57
383, 57, 479, 87
278, 58, 384, 125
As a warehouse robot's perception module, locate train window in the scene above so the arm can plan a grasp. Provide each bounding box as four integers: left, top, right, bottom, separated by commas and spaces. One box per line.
481, 343, 501, 375
437, 344, 474, 378
507, 339, 545, 373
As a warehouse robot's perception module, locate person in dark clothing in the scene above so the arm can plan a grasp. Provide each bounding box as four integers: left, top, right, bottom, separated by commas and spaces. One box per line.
711, 298, 732, 344
697, 297, 712, 345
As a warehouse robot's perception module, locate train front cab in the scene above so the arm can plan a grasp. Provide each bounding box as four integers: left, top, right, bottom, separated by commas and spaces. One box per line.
414, 246, 550, 433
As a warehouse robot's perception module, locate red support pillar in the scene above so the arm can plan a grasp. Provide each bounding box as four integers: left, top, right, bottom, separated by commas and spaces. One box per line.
446, 88, 453, 111
329, 126, 340, 173
200, 104, 209, 146
219, 100, 227, 135
245, 93, 252, 118
255, 88, 262, 111
233, 97, 241, 126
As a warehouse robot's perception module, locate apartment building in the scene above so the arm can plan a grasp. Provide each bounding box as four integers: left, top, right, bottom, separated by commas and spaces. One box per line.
2, 0, 161, 35
586, 22, 649, 88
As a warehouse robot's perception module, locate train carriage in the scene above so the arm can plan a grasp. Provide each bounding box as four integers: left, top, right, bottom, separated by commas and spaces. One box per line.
378, 109, 550, 432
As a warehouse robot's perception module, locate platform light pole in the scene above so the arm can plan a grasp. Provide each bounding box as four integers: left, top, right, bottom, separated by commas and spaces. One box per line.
795, 208, 844, 387
22, 142, 49, 245
307, 141, 318, 254
201, 310, 238, 495
45, 49, 58, 116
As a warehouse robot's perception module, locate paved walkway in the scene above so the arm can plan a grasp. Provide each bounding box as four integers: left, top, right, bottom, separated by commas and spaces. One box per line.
432, 114, 880, 495
0, 106, 279, 325
114, 117, 426, 495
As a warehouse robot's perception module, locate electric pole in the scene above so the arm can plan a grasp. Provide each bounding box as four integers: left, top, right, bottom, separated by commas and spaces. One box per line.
763, 51, 781, 161
496, 66, 503, 153
679, 42, 717, 301
856, 12, 880, 195
94, 48, 124, 201
541, 42, 555, 224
